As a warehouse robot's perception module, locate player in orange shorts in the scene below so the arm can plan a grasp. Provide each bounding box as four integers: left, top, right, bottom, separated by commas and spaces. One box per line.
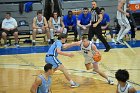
64, 36, 114, 85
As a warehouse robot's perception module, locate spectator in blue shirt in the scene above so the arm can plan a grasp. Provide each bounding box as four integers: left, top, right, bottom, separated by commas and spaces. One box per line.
63, 10, 78, 41
77, 7, 91, 40
100, 8, 115, 43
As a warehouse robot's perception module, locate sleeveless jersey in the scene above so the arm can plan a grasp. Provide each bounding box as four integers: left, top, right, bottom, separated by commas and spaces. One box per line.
117, 0, 127, 19
36, 16, 44, 27
118, 82, 132, 93
37, 75, 51, 93
80, 41, 95, 57
52, 17, 61, 29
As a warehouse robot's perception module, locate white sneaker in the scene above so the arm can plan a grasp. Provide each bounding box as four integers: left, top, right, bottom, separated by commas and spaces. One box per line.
96, 39, 99, 43
71, 82, 80, 88
4, 44, 10, 48
111, 38, 115, 43
14, 43, 20, 48
108, 79, 114, 85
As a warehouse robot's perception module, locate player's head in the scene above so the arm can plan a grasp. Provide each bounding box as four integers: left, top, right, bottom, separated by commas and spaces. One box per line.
82, 35, 89, 44
115, 69, 129, 82
100, 7, 105, 14
5, 12, 11, 19
68, 10, 73, 18
58, 33, 67, 43
37, 10, 42, 19
53, 11, 58, 18
44, 63, 53, 75
92, 0, 97, 9
83, 7, 89, 15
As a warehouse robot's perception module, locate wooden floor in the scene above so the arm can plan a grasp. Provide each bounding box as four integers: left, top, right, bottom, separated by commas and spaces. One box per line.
0, 31, 140, 93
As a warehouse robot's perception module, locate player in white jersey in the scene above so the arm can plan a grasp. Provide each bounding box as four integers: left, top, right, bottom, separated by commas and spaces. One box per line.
64, 36, 114, 85
116, 0, 131, 44
49, 11, 67, 43
32, 10, 50, 46
115, 69, 136, 93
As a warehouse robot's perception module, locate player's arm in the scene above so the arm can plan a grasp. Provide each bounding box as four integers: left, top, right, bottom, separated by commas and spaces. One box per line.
92, 44, 100, 54
30, 77, 42, 93
32, 17, 39, 29
118, 0, 128, 15
128, 87, 137, 93
60, 17, 65, 29
43, 17, 49, 28
48, 17, 54, 29
63, 41, 81, 49
56, 48, 74, 57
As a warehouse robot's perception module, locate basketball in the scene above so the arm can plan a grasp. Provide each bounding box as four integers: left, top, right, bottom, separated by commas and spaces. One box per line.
93, 53, 101, 62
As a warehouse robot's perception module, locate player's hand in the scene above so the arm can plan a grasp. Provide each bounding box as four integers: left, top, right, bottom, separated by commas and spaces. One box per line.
125, 13, 130, 17
101, 26, 107, 30
93, 23, 98, 27
82, 26, 86, 30
134, 28, 137, 31
68, 53, 74, 57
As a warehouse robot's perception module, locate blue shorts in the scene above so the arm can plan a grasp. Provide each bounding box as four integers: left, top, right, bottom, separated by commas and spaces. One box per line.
45, 56, 62, 69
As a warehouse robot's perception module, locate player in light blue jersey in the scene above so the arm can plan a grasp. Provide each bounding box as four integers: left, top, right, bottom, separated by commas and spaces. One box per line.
45, 33, 79, 88
30, 63, 53, 93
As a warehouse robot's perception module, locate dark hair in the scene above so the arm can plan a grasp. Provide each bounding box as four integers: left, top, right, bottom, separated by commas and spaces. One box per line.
82, 35, 88, 40
83, 7, 89, 10
68, 10, 73, 15
37, 10, 42, 15
6, 12, 11, 16
92, 0, 97, 2
58, 33, 67, 40
100, 7, 105, 11
44, 63, 53, 72
115, 69, 129, 82
53, 11, 58, 15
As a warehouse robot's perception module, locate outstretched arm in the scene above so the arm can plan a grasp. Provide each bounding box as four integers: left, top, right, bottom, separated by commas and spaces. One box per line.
92, 44, 100, 54
63, 41, 81, 49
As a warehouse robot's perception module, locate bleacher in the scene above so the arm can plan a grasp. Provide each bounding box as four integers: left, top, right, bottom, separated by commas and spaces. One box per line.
0, 0, 45, 44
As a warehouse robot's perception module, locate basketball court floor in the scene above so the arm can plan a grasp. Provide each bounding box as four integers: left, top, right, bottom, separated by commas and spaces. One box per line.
0, 32, 140, 93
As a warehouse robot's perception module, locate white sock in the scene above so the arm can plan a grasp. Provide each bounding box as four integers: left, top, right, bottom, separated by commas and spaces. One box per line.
48, 39, 50, 42
32, 40, 35, 42
70, 80, 75, 85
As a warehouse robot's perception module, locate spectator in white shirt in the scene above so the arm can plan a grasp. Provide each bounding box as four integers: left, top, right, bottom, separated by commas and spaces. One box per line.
1, 12, 19, 48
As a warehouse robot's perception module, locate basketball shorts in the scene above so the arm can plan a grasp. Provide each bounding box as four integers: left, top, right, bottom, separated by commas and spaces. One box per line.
45, 56, 62, 69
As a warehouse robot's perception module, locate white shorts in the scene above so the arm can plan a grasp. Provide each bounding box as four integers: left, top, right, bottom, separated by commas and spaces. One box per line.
83, 54, 94, 64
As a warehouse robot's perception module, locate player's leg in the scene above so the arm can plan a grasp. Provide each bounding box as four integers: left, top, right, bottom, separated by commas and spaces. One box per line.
93, 62, 114, 85
42, 28, 51, 44
85, 63, 93, 70
57, 64, 79, 87
32, 29, 38, 46
116, 19, 126, 44
119, 19, 131, 40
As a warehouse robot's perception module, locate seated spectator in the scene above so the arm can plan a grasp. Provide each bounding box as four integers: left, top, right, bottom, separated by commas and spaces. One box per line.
32, 10, 51, 46
1, 12, 19, 48
49, 11, 67, 43
100, 8, 115, 43
77, 7, 91, 40
63, 10, 78, 41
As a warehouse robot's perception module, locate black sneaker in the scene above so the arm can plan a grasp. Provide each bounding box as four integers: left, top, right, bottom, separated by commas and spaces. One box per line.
32, 42, 36, 46
104, 47, 111, 52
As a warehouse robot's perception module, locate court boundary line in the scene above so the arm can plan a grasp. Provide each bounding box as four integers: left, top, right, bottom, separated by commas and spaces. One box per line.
124, 41, 136, 54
